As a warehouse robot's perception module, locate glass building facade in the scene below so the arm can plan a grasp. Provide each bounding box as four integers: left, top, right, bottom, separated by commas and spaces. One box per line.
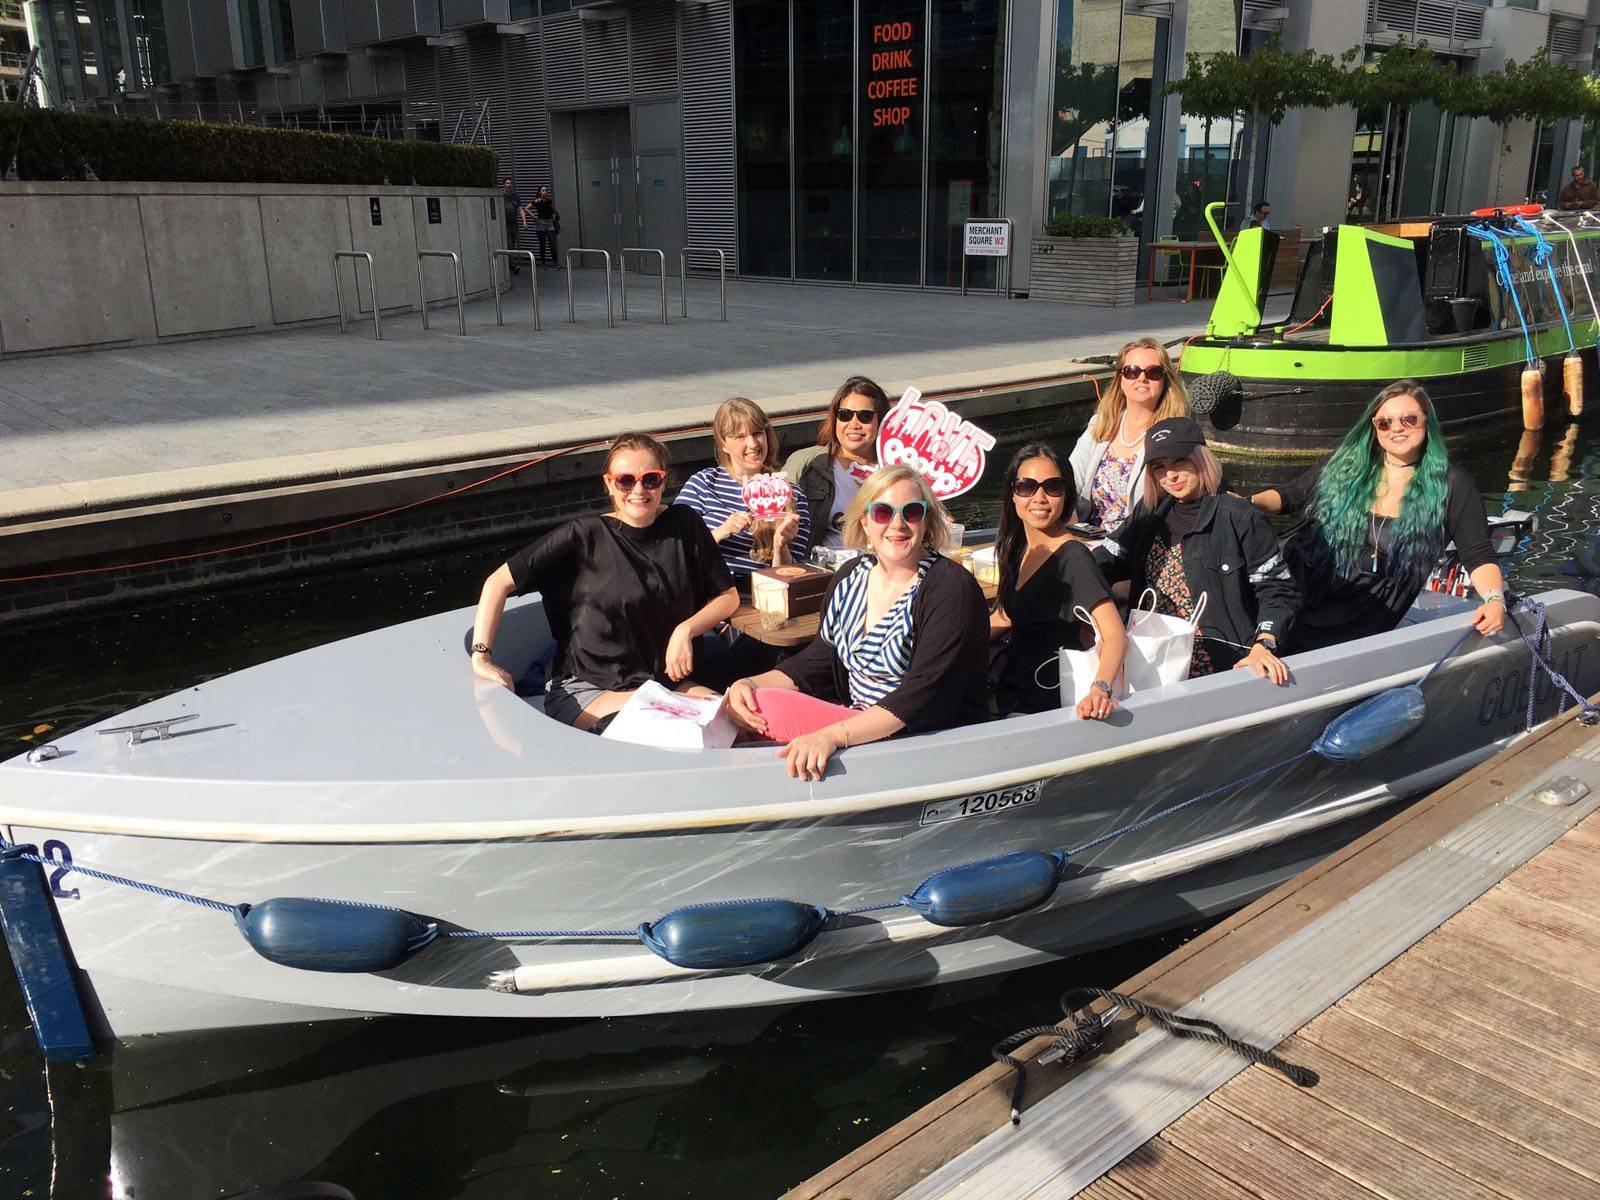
734, 0, 1005, 288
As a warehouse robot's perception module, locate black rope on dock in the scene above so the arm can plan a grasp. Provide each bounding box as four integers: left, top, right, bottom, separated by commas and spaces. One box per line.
991, 987, 1318, 1127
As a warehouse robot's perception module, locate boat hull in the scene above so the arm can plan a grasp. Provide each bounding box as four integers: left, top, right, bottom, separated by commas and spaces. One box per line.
11, 592, 1596, 1038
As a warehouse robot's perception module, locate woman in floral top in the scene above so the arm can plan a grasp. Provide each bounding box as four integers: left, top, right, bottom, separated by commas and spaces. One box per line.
1068, 337, 1190, 531
1095, 418, 1297, 684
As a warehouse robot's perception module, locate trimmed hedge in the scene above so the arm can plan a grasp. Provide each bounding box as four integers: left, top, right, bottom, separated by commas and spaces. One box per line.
0, 106, 498, 187
1044, 213, 1134, 238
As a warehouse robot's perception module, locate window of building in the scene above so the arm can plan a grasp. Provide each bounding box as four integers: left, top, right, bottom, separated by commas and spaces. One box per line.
794, 0, 854, 280
924, 0, 1005, 288
735, 0, 791, 278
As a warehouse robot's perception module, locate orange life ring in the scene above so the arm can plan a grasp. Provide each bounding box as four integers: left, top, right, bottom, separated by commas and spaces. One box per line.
1470, 203, 1543, 217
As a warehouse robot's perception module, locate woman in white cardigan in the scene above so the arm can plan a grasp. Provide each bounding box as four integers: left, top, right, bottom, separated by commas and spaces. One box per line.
1069, 337, 1190, 530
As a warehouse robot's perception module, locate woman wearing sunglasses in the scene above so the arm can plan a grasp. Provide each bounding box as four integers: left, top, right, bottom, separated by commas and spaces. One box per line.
469, 433, 740, 731
1251, 381, 1505, 652
785, 375, 893, 552
990, 444, 1126, 718
725, 466, 990, 781
1097, 418, 1297, 684
1068, 338, 1190, 531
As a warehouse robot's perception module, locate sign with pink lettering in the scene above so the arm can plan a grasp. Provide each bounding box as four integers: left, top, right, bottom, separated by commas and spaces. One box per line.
741, 472, 795, 520
876, 387, 996, 499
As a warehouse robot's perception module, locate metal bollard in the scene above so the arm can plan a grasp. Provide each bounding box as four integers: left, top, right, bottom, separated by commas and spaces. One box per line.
679, 247, 727, 321
620, 248, 668, 325
333, 251, 382, 340
565, 249, 615, 327
417, 250, 467, 335
492, 250, 541, 331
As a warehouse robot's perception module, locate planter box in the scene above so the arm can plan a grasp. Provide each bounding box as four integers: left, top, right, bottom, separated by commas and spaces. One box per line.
1029, 235, 1137, 307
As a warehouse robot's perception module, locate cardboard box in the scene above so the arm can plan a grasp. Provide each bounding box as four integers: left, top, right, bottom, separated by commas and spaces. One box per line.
751, 563, 832, 620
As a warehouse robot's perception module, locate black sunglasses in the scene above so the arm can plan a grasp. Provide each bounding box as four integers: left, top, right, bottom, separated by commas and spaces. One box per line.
1012, 477, 1069, 499
836, 407, 877, 425
610, 471, 666, 492
1119, 364, 1167, 382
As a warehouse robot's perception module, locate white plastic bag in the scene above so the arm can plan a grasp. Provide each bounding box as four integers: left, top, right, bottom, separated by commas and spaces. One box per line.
1056, 605, 1125, 711
1122, 589, 1206, 694
601, 680, 738, 750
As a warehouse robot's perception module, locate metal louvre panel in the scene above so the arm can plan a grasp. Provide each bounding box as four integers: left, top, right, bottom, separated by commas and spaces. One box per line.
404, 42, 439, 125
1453, 6, 1482, 38
505, 31, 553, 189
1372, 0, 1413, 34
583, 17, 630, 103
679, 0, 736, 271
1414, 1, 1453, 40
1548, 15, 1582, 57
543, 14, 584, 109
629, 0, 679, 99
468, 30, 513, 166
437, 43, 473, 140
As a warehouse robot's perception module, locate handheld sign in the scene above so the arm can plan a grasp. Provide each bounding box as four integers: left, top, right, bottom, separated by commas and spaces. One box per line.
876, 387, 996, 500
741, 472, 794, 519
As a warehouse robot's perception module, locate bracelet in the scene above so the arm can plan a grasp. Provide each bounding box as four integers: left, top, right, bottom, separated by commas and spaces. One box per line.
471, 642, 491, 656
1090, 680, 1114, 696
837, 722, 851, 749
1482, 590, 1506, 607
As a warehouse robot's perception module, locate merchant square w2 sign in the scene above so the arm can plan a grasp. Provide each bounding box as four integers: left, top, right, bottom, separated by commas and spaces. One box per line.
964, 220, 1010, 257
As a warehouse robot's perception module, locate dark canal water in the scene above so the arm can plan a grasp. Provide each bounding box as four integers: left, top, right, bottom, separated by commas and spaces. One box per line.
0, 416, 1592, 1200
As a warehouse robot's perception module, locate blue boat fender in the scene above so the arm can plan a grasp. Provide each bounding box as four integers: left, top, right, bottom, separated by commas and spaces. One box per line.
235, 897, 438, 973
0, 844, 96, 1061
902, 850, 1067, 928
638, 899, 829, 970
1312, 685, 1427, 764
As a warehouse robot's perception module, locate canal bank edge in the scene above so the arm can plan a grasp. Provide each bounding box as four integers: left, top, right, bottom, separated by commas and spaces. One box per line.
0, 358, 1108, 626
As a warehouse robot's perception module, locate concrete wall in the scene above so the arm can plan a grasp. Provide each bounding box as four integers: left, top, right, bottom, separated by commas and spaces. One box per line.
1270, 0, 1366, 237
0, 182, 504, 358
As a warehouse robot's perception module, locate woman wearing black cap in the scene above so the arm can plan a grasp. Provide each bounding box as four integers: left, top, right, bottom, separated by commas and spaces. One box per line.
1094, 417, 1298, 684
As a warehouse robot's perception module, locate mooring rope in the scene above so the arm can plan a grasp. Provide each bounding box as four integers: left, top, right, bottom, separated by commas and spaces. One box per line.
1512, 215, 1578, 353
1540, 212, 1600, 335
1467, 224, 1537, 366
991, 987, 1318, 1125
1505, 595, 1600, 728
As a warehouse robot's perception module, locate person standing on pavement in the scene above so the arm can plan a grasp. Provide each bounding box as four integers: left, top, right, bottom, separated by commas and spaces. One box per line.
501, 178, 522, 273
532, 186, 560, 269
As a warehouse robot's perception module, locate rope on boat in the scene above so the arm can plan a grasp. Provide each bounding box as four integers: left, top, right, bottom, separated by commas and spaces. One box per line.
8, 599, 1594, 972
1511, 215, 1578, 353
1466, 223, 1537, 366
991, 987, 1317, 1126
1539, 212, 1600, 334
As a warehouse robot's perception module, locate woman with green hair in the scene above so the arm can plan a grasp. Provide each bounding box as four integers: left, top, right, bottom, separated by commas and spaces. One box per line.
1252, 381, 1506, 652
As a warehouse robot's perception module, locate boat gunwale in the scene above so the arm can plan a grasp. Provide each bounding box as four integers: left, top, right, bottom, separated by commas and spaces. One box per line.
0, 616, 1577, 845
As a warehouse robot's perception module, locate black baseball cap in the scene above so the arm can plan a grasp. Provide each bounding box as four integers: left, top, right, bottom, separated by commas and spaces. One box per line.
1144, 416, 1207, 461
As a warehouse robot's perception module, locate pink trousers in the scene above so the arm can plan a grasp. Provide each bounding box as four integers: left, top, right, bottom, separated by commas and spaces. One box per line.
752, 688, 856, 742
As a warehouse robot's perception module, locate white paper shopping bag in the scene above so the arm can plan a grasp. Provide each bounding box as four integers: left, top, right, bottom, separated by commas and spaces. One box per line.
1122, 589, 1206, 694
601, 680, 738, 750
1057, 605, 1125, 710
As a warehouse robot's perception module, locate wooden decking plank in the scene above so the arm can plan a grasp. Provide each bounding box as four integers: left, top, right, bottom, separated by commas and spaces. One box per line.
1254, 1035, 1600, 1200
1334, 986, 1600, 1126
1301, 1006, 1600, 1182
1212, 1067, 1506, 1200
1562, 813, 1600, 850
1370, 955, 1600, 1075
1408, 925, 1600, 1022
1479, 874, 1600, 940
1107, 1139, 1267, 1200
1078, 1180, 1141, 1200
1445, 903, 1600, 992
1162, 1101, 1382, 1200
1498, 839, 1600, 923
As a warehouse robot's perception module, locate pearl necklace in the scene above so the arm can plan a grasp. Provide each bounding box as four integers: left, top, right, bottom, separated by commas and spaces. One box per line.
1114, 413, 1147, 449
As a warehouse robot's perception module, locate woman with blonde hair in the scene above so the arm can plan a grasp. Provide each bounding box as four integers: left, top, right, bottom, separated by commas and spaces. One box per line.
676, 395, 810, 575
1069, 337, 1189, 530
1095, 418, 1296, 684
726, 465, 990, 780
470, 433, 739, 731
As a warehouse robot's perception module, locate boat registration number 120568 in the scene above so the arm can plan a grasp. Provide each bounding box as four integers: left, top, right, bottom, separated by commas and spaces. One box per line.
920, 782, 1042, 827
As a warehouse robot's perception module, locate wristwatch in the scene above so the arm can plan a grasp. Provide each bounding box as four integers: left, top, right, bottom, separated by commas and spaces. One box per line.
471, 642, 492, 656
1090, 680, 1114, 696
1254, 633, 1278, 650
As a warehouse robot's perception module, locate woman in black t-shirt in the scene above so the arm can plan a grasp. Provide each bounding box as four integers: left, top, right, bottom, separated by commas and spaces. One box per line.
990, 443, 1126, 718
469, 433, 739, 730
1251, 381, 1506, 653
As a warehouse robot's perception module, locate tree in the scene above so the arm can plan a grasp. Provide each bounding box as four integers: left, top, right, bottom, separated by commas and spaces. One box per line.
1052, 59, 1151, 213
1165, 38, 1342, 228
1440, 51, 1600, 201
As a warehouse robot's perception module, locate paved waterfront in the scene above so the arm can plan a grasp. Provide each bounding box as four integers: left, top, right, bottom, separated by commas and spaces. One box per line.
0, 273, 1203, 506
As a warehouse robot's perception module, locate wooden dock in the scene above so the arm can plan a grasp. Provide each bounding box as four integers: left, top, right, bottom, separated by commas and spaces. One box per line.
784, 705, 1600, 1200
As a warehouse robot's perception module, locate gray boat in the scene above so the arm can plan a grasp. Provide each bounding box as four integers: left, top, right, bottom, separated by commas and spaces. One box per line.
1, 583, 1595, 1039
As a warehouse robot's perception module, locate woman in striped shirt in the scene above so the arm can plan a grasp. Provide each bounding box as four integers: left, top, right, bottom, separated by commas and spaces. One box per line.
674, 396, 812, 577
725, 466, 990, 781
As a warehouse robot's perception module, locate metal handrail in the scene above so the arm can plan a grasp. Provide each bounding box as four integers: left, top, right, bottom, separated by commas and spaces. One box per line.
619, 248, 668, 325
333, 251, 382, 340
492, 250, 541, 331
565, 249, 615, 327
680, 247, 727, 320
417, 250, 467, 335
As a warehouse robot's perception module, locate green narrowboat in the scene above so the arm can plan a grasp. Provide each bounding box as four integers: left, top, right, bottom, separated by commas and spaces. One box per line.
1179, 202, 1600, 459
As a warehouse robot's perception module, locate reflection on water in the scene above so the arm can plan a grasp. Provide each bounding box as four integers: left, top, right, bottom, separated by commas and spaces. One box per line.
1, 415, 1597, 1199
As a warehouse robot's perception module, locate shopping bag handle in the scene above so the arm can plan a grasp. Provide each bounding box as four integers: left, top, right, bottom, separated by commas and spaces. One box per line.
1038, 606, 1105, 690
